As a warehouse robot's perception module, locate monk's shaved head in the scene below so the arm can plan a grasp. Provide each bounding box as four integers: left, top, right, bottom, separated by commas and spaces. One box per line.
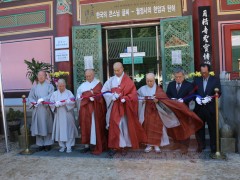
85, 69, 95, 82
58, 79, 66, 92
113, 62, 124, 77
85, 69, 95, 76
58, 78, 66, 85
38, 71, 47, 77
113, 62, 123, 69
146, 73, 155, 88
146, 73, 155, 80
37, 71, 47, 84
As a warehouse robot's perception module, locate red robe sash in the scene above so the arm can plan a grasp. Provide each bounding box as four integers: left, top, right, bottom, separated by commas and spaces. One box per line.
155, 86, 203, 140
108, 74, 147, 149
79, 82, 107, 154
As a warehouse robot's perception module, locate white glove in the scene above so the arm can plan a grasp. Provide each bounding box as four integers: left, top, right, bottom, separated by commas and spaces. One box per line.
171, 98, 177, 100
121, 98, 126, 103
89, 97, 94, 101
112, 93, 120, 101
196, 97, 202, 105
77, 94, 83, 101
60, 101, 66, 106
112, 95, 117, 101
66, 99, 72, 104
55, 101, 61, 107
206, 96, 212, 102
37, 98, 44, 104
177, 98, 184, 103
34, 103, 38, 108
201, 96, 212, 104
201, 97, 208, 105
56, 101, 65, 107
114, 92, 120, 99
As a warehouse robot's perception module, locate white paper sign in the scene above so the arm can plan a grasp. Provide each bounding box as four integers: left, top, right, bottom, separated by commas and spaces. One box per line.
232, 35, 240, 46
55, 49, 69, 62
55, 36, 69, 49
127, 46, 137, 53
172, 50, 182, 65
84, 56, 94, 70
120, 52, 146, 57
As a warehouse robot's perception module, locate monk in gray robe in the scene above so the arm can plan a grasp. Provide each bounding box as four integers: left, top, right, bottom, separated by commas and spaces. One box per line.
28, 71, 54, 151
50, 79, 78, 153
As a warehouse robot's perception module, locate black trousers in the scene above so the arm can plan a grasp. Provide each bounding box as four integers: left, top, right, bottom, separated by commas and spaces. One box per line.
195, 107, 216, 152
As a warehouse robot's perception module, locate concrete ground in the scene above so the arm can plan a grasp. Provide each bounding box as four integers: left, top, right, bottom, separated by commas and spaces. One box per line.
0, 139, 240, 180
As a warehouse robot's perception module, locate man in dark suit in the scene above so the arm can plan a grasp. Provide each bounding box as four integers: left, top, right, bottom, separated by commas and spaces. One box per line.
167, 68, 194, 106
193, 63, 221, 153
166, 67, 194, 153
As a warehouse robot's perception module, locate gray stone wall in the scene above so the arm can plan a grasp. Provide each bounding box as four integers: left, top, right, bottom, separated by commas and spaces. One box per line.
220, 80, 240, 152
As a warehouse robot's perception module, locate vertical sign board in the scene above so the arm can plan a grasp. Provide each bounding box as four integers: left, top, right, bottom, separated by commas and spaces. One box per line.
199, 6, 212, 65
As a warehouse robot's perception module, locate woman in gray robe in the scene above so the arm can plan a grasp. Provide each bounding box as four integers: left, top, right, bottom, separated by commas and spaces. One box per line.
50, 79, 78, 153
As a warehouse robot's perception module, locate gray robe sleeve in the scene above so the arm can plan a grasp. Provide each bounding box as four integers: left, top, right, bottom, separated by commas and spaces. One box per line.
137, 87, 145, 125
66, 90, 75, 111
28, 85, 37, 108
42, 84, 54, 101
76, 85, 82, 112
49, 92, 56, 112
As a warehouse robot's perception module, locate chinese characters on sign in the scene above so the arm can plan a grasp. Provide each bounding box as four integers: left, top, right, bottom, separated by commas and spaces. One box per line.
55, 36, 70, 62
55, 36, 69, 49
55, 50, 69, 62
80, 0, 182, 25
199, 6, 212, 65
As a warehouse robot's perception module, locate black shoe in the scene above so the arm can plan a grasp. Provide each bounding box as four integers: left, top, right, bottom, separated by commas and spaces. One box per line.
108, 149, 117, 157
44, 145, 51, 151
211, 149, 216, 154
121, 148, 127, 156
38, 146, 45, 151
196, 146, 202, 153
180, 145, 188, 154
80, 147, 90, 153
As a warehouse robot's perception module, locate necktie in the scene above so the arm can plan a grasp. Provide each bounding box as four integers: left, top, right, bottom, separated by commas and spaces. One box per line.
176, 83, 181, 93
203, 79, 207, 92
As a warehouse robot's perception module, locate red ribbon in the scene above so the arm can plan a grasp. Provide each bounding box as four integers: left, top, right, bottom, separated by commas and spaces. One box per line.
31, 98, 75, 105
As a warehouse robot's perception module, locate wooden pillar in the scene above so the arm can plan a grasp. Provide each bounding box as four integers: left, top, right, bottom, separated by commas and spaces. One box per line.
55, 0, 73, 91
192, 0, 215, 72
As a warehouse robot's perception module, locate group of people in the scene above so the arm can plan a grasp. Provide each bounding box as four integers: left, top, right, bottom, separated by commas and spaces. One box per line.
28, 62, 221, 156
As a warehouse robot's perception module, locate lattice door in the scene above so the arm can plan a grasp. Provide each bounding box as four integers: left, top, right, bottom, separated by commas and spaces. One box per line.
72, 25, 103, 94
160, 15, 194, 90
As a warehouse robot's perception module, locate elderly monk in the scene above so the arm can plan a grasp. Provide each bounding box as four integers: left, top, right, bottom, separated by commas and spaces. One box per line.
28, 71, 54, 151
76, 69, 107, 155
50, 79, 78, 153
138, 73, 203, 153
102, 62, 147, 156
138, 73, 178, 153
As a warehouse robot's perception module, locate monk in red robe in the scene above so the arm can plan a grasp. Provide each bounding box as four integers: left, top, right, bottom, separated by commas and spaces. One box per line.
77, 69, 107, 155
138, 73, 203, 153
102, 62, 147, 156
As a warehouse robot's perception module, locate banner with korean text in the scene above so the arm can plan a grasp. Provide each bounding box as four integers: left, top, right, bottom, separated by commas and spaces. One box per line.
80, 0, 182, 25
